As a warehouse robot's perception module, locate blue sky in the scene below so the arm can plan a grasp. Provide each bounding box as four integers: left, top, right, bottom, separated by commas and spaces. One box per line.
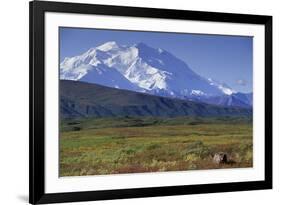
60, 27, 253, 93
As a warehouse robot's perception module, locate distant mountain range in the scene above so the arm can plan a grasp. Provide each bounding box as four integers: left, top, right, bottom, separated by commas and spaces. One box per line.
60, 41, 252, 108
190, 92, 253, 108
60, 80, 252, 119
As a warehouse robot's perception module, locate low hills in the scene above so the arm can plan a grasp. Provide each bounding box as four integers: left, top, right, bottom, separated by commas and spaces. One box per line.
60, 80, 252, 119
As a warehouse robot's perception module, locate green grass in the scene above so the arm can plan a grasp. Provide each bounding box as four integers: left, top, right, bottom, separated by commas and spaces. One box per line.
59, 116, 253, 176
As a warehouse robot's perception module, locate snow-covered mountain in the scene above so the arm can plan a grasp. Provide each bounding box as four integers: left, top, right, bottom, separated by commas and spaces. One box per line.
207, 78, 236, 95
193, 92, 253, 108
60, 41, 240, 101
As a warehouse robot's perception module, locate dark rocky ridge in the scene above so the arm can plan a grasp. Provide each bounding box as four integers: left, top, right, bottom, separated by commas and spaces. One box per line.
60, 80, 252, 119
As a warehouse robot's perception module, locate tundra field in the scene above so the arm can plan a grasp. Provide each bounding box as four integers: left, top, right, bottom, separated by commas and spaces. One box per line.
59, 116, 252, 176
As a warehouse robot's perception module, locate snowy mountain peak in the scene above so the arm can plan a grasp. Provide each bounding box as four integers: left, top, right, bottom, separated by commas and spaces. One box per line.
60, 41, 237, 99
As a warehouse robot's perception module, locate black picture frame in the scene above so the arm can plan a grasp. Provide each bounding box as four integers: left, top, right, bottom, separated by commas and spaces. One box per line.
29, 1, 272, 204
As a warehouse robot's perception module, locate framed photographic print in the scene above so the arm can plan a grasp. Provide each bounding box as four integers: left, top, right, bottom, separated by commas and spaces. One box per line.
29, 0, 272, 204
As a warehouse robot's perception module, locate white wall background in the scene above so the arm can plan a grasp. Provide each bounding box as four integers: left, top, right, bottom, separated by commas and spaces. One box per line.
0, 0, 279, 204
